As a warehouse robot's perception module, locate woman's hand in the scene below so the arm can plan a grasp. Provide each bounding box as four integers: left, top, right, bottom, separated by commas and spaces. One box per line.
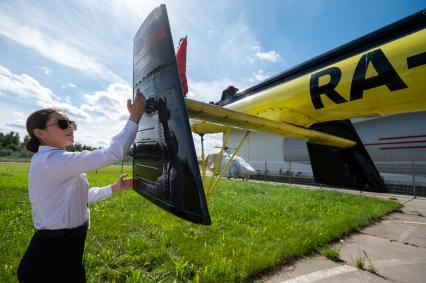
128, 89, 146, 124
111, 173, 134, 193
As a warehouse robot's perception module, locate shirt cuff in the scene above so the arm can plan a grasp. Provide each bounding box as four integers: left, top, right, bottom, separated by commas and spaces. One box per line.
88, 185, 113, 203
126, 119, 138, 131
104, 185, 113, 195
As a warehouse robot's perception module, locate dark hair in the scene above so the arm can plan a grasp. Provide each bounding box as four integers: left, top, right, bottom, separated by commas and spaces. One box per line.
26, 108, 61, 153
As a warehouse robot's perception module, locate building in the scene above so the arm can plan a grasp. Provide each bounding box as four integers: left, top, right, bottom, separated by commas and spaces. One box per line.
226, 111, 426, 196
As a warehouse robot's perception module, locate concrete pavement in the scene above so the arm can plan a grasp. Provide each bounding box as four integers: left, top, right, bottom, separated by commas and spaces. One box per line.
261, 192, 426, 283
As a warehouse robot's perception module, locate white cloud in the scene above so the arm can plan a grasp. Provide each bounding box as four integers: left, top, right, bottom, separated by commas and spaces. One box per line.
0, 13, 124, 83
252, 45, 280, 62
0, 64, 54, 104
251, 45, 261, 51
3, 112, 27, 134
81, 82, 132, 120
257, 50, 280, 62
62, 83, 77, 89
0, 110, 28, 139
63, 96, 72, 103
242, 56, 255, 64
217, 22, 258, 68
55, 102, 92, 121
186, 79, 237, 103
253, 70, 270, 81
0, 63, 225, 154
0, 1, 258, 152
0, 64, 133, 146
5, 122, 26, 130
41, 66, 50, 75
0, 64, 91, 120
76, 117, 128, 148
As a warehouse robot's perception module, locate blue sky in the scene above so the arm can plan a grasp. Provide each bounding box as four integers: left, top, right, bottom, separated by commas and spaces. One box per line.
0, 0, 424, 153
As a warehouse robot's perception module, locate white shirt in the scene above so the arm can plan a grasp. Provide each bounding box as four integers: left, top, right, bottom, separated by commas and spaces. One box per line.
28, 120, 138, 230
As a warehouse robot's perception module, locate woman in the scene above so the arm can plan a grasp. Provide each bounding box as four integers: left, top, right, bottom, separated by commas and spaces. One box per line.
17, 91, 145, 283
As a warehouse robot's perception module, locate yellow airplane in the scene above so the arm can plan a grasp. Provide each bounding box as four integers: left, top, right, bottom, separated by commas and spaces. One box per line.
132, 5, 426, 225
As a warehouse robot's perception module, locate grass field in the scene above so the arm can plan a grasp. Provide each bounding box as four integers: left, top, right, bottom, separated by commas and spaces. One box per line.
0, 162, 399, 282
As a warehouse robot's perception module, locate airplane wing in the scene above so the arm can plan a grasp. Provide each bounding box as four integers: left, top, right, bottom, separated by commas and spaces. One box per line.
185, 98, 356, 148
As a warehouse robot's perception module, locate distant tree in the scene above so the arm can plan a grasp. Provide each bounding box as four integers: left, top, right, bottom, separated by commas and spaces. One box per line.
22, 135, 31, 149
67, 142, 97, 152
0, 131, 21, 157
0, 131, 20, 149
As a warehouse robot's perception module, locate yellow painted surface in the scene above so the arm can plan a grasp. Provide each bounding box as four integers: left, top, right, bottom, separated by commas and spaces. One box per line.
188, 28, 426, 146
226, 29, 426, 127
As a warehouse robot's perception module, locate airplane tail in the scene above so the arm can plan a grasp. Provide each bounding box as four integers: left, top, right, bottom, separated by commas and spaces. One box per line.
133, 5, 210, 225
307, 120, 388, 193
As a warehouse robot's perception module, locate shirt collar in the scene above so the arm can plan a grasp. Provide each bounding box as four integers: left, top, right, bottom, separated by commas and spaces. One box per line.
38, 145, 64, 153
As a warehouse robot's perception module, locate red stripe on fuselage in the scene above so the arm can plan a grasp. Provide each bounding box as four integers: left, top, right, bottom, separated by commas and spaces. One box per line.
378, 134, 426, 141
365, 140, 426, 146
379, 145, 426, 150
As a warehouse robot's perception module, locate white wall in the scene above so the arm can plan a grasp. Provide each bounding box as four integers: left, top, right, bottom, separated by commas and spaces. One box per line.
224, 111, 426, 177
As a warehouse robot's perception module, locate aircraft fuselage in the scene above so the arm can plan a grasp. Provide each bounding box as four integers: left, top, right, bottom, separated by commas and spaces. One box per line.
226, 12, 426, 128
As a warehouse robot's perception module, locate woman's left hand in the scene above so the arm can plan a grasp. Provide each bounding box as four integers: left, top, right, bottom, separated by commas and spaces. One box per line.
111, 173, 133, 193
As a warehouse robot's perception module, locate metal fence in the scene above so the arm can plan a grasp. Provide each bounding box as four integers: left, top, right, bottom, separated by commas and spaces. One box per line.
251, 161, 426, 198
374, 161, 426, 198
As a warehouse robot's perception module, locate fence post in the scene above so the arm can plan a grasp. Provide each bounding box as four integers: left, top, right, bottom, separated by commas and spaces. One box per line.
411, 161, 416, 199
264, 161, 267, 180
289, 161, 292, 184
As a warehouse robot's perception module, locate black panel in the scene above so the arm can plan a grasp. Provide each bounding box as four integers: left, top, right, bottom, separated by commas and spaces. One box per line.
133, 5, 211, 225
307, 120, 388, 193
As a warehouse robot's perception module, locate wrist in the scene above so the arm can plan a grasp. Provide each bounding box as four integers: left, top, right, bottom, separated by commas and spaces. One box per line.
111, 183, 117, 193
129, 115, 139, 124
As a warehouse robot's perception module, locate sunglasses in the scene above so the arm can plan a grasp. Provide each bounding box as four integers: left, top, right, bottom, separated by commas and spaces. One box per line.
46, 119, 77, 131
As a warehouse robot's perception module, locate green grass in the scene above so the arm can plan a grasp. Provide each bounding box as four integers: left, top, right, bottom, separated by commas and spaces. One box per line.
0, 162, 399, 282
355, 256, 365, 270
320, 246, 342, 262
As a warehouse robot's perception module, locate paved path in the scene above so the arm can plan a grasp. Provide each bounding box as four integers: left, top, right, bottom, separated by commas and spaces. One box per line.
261, 191, 426, 283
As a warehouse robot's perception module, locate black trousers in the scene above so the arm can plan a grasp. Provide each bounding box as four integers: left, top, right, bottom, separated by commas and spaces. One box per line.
17, 224, 88, 283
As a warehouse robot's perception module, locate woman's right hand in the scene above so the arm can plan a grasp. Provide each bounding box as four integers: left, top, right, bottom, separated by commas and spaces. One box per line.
111, 173, 133, 193
128, 89, 146, 124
